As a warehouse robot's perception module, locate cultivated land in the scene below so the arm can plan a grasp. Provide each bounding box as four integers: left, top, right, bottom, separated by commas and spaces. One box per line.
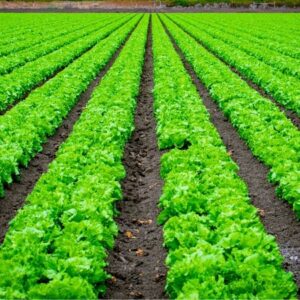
0, 12, 299, 299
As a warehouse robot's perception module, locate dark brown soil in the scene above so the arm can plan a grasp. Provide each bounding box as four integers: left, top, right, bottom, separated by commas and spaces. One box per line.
169, 19, 300, 130
104, 17, 167, 299
161, 18, 300, 289
0, 24, 136, 245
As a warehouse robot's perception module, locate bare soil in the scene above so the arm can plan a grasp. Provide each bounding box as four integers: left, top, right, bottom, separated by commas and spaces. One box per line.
161, 18, 300, 289
0, 25, 136, 244
104, 17, 167, 299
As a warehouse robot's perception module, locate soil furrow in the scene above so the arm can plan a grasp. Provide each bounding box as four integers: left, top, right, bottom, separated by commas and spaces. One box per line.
167, 17, 300, 130
0, 23, 138, 245
104, 17, 167, 299
161, 18, 300, 289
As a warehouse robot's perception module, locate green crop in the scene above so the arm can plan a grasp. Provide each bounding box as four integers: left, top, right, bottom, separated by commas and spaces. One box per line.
161, 14, 300, 219
0, 15, 140, 197
0, 14, 148, 298
0, 16, 113, 76
169, 14, 300, 117
0, 14, 134, 112
184, 14, 300, 76
153, 14, 297, 299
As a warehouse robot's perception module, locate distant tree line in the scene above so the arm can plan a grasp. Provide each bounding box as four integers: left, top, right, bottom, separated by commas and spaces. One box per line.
4, 0, 300, 7
162, 0, 300, 6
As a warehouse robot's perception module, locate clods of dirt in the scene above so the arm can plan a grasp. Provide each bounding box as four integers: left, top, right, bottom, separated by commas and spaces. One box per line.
104, 18, 167, 300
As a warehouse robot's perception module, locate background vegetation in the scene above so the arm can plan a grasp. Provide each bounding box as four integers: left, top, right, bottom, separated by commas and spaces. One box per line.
164, 0, 300, 6
2, 0, 300, 7
171, 0, 299, 5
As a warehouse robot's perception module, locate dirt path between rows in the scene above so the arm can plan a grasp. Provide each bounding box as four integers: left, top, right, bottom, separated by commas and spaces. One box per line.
161, 18, 300, 290
0, 23, 138, 244
168, 18, 300, 130
104, 17, 167, 299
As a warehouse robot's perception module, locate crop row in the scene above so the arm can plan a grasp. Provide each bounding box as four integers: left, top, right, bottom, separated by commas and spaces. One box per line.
0, 17, 95, 57
186, 14, 300, 79
0, 15, 110, 53
168, 15, 300, 118
0, 16, 115, 76
0, 14, 148, 299
161, 15, 300, 218
0, 15, 141, 197
207, 14, 300, 49
0, 14, 71, 43
0, 15, 134, 112
0, 17, 64, 48
191, 15, 300, 59
152, 14, 297, 299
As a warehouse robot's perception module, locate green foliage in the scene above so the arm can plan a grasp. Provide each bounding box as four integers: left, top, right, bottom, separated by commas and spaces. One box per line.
0, 15, 138, 197
0, 16, 116, 76
173, 14, 300, 116
0, 14, 132, 112
153, 14, 298, 299
163, 14, 300, 219
0, 15, 108, 57
0, 14, 148, 298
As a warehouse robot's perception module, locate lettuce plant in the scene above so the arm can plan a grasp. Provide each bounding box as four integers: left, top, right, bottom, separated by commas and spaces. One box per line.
0, 15, 148, 298
153, 14, 297, 299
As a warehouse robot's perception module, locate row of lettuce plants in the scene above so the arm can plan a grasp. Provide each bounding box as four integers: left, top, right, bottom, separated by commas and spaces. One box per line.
0, 15, 134, 112
0, 15, 148, 299
168, 15, 300, 117
161, 15, 300, 218
152, 14, 297, 299
0, 16, 88, 57
0, 16, 114, 76
206, 15, 300, 55
0, 15, 141, 197
186, 14, 300, 79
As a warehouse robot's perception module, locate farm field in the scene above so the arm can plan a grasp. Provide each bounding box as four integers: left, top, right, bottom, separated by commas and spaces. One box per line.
0, 12, 299, 299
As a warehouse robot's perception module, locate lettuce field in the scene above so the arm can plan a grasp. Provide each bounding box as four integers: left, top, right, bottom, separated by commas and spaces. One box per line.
0, 12, 299, 299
